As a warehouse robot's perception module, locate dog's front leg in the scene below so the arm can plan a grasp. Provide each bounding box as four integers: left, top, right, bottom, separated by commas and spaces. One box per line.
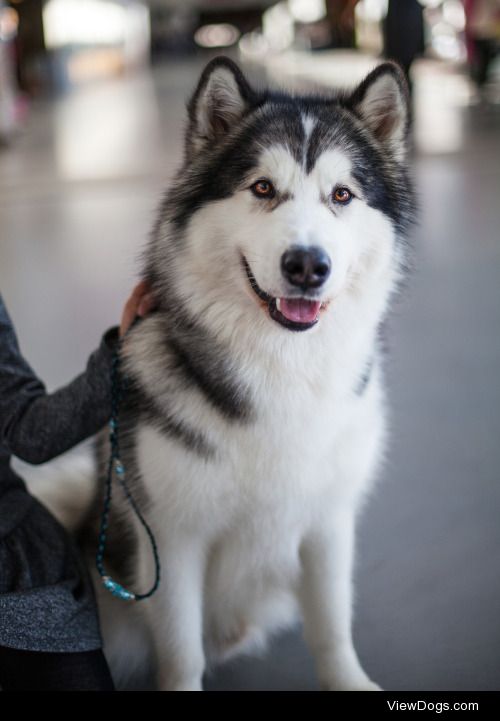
147, 536, 206, 691
299, 510, 380, 691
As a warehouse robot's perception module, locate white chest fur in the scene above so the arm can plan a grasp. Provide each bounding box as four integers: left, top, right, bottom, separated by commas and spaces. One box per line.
134, 357, 383, 537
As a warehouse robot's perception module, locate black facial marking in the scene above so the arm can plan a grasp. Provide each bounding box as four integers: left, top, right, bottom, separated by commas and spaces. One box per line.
164, 84, 415, 244
258, 190, 293, 212
305, 117, 342, 174
303, 103, 415, 237
165, 101, 306, 233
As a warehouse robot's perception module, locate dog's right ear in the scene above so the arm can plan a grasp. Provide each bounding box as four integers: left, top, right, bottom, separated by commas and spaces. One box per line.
185, 57, 256, 162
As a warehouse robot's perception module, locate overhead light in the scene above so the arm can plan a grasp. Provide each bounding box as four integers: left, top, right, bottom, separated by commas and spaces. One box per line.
43, 0, 126, 49
194, 24, 240, 49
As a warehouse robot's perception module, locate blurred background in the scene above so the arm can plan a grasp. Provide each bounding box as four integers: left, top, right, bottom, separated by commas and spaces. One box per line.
1, 0, 499, 691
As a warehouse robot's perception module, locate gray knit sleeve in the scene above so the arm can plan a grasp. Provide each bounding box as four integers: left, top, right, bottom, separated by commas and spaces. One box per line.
0, 293, 120, 464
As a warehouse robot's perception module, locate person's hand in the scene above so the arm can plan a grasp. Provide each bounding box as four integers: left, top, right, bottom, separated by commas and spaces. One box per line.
120, 280, 156, 338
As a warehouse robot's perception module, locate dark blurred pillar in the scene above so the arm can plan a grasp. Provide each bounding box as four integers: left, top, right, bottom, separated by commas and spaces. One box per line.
383, 0, 425, 92
13, 0, 46, 94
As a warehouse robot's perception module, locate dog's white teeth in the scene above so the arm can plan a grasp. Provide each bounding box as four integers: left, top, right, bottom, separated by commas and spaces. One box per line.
276, 298, 281, 312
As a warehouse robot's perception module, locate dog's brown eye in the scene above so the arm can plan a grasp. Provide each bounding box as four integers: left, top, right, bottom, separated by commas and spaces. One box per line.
251, 179, 275, 199
333, 187, 353, 204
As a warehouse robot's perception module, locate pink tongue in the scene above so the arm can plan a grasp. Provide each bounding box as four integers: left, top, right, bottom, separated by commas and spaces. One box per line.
279, 298, 321, 323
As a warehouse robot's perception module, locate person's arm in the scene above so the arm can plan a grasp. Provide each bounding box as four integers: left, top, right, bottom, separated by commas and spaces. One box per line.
0, 283, 154, 465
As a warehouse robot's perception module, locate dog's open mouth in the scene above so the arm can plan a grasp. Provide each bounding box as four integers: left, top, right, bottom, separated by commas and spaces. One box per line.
242, 257, 327, 332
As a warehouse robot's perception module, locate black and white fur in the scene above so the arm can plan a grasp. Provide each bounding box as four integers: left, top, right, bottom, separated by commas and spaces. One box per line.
81, 57, 415, 691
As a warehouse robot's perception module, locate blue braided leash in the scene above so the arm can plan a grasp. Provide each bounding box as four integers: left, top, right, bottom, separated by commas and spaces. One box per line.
96, 338, 161, 601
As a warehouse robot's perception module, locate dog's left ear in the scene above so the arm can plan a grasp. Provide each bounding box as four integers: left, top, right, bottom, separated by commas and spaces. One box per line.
350, 62, 410, 161
186, 57, 256, 162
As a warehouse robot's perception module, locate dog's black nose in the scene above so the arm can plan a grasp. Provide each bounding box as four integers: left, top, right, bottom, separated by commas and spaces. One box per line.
281, 246, 331, 289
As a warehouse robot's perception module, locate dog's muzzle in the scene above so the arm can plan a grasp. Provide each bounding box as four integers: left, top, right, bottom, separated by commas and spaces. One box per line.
242, 256, 328, 332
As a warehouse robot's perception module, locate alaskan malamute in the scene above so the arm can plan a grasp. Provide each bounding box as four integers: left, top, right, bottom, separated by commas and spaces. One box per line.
87, 57, 416, 691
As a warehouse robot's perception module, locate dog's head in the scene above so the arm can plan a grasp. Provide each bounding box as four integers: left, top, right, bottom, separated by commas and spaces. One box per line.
148, 57, 415, 340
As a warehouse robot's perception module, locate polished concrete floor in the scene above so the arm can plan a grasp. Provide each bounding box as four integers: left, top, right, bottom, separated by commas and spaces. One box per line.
1, 54, 499, 691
